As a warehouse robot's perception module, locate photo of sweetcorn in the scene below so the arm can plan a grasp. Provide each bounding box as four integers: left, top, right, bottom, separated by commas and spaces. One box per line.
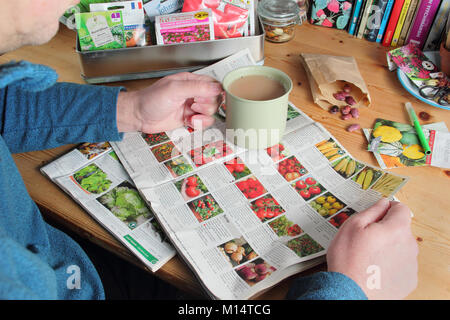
332, 156, 364, 179
315, 139, 346, 162
370, 173, 406, 197
352, 167, 383, 190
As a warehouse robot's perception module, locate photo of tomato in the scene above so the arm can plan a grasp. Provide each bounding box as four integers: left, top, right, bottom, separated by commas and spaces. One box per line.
266, 143, 290, 162
142, 132, 170, 147
235, 176, 267, 200
224, 157, 251, 180
308, 192, 346, 219
328, 208, 356, 229
250, 194, 285, 222
151, 141, 181, 162
188, 194, 224, 222
189, 140, 233, 167
174, 174, 209, 201
276, 156, 308, 181
291, 175, 326, 200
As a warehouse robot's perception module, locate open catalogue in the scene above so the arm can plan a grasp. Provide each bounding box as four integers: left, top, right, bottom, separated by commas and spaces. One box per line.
42, 50, 409, 299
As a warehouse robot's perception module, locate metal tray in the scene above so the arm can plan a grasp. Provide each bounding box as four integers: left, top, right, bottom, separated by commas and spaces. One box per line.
77, 19, 265, 84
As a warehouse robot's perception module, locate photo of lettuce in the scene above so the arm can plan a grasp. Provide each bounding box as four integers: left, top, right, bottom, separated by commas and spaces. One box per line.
98, 181, 152, 229
73, 164, 112, 194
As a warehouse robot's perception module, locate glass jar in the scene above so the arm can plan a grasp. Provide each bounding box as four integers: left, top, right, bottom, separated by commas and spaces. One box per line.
257, 0, 301, 43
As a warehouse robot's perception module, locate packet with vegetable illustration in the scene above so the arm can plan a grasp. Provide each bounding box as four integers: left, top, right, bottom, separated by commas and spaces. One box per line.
366, 118, 450, 169
89, 1, 149, 47
76, 10, 126, 51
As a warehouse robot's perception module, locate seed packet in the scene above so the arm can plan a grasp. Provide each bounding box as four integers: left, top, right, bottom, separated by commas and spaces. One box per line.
90, 1, 149, 47
76, 10, 126, 51
182, 0, 251, 39
300, 53, 371, 109
387, 43, 443, 87
143, 0, 184, 22
155, 9, 215, 45
310, 0, 353, 29
61, 0, 123, 29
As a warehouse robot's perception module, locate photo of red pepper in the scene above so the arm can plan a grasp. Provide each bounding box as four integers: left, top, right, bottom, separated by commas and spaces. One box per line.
142, 132, 170, 147
268, 216, 302, 237
250, 194, 285, 222
235, 176, 267, 200
224, 157, 251, 180
188, 194, 224, 222
189, 140, 233, 167
328, 208, 356, 229
151, 141, 181, 162
277, 156, 308, 182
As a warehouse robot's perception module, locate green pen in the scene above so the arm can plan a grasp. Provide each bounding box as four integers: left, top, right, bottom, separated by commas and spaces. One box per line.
405, 102, 432, 155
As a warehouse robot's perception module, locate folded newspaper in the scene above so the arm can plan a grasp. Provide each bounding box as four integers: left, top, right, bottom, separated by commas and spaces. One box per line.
42, 49, 409, 299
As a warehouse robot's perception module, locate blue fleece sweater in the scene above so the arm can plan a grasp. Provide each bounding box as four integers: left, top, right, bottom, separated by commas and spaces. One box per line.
0, 61, 367, 300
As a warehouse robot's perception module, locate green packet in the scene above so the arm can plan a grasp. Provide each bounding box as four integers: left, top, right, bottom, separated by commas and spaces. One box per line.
75, 11, 126, 51
61, 0, 119, 28
61, 0, 152, 29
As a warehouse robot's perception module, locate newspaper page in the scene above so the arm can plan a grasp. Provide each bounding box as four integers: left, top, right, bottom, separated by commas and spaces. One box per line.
41, 142, 176, 272
110, 49, 409, 300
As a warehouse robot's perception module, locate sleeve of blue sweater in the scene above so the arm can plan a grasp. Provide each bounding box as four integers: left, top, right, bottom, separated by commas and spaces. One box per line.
0, 82, 123, 153
286, 271, 368, 300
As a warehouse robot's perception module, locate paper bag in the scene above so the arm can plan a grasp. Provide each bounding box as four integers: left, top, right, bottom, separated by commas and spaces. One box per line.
301, 53, 371, 110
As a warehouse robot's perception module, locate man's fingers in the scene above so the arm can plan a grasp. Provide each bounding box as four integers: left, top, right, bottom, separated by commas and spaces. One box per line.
165, 72, 217, 83
187, 114, 215, 128
170, 79, 223, 99
378, 201, 412, 229
191, 102, 219, 116
352, 198, 391, 227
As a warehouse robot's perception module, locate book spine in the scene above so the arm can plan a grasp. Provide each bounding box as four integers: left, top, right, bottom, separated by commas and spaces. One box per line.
391, 0, 413, 46
406, 0, 442, 48
382, 0, 405, 46
349, 0, 364, 35
423, 0, 450, 50
397, 0, 420, 46
357, 0, 375, 38
354, 0, 368, 36
365, 0, 390, 41
376, 0, 395, 42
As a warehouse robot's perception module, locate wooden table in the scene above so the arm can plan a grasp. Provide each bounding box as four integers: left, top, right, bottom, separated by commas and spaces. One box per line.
2, 23, 449, 300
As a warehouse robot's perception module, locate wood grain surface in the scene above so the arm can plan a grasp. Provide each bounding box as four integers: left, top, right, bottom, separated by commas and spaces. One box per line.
1, 22, 449, 300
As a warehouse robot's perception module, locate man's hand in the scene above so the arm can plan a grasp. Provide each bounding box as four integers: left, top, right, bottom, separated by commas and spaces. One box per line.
117, 72, 223, 133
327, 198, 419, 299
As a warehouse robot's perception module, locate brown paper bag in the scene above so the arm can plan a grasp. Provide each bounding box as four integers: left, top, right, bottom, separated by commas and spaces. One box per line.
301, 53, 371, 110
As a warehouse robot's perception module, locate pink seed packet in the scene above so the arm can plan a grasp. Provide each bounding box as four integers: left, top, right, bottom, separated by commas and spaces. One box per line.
155, 9, 215, 45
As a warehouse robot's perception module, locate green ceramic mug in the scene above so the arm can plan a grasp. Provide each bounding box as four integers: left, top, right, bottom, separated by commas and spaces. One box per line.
223, 66, 293, 149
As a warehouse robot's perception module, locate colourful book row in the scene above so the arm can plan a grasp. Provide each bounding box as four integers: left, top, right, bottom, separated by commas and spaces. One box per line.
344, 0, 448, 50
